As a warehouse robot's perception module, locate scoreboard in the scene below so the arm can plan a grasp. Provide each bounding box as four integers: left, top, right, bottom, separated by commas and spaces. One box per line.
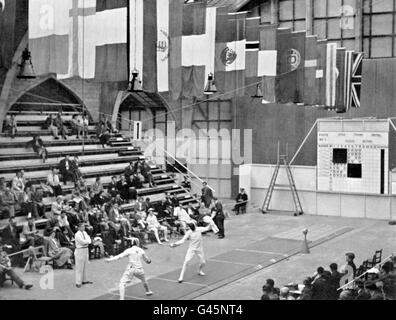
317, 120, 389, 195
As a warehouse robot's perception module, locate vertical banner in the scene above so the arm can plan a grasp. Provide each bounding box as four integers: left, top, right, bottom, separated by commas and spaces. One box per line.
304, 35, 318, 105
259, 24, 277, 103
325, 43, 337, 108
316, 39, 327, 106
133, 120, 142, 140
275, 28, 293, 103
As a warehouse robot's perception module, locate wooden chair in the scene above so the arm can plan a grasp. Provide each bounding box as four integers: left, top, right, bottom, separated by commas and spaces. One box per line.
367, 249, 383, 268
36, 239, 55, 269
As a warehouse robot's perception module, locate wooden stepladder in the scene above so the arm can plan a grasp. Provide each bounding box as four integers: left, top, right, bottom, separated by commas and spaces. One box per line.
261, 155, 303, 216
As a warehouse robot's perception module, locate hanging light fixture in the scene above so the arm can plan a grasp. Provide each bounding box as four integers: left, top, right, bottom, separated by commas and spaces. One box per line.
204, 72, 217, 95
128, 68, 143, 92
251, 84, 263, 98
17, 48, 36, 79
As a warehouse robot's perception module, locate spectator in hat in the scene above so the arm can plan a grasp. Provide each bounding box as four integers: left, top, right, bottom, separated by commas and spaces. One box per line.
366, 281, 385, 300
279, 287, 295, 300
146, 208, 169, 245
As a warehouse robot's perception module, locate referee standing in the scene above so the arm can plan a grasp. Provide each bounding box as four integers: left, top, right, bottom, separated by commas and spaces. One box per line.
74, 223, 93, 288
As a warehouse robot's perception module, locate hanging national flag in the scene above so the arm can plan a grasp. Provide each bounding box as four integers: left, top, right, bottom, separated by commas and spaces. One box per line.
157, 0, 183, 100
181, 2, 216, 98
344, 50, 354, 111
275, 28, 293, 103
304, 35, 318, 106
335, 47, 346, 113
325, 43, 337, 108
350, 52, 363, 108
215, 10, 247, 97
245, 16, 260, 81
259, 24, 277, 103
290, 31, 306, 104
315, 39, 327, 106
29, 0, 71, 77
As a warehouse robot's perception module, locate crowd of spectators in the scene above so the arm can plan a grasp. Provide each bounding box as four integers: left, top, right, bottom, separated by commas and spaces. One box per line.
261, 253, 396, 300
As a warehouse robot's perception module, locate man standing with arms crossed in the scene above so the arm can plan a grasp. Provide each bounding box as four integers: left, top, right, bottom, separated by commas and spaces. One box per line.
74, 223, 93, 288
105, 239, 153, 300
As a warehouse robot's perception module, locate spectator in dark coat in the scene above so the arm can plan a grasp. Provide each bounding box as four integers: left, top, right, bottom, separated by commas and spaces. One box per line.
311, 267, 331, 300
328, 263, 342, 300
299, 277, 313, 300
59, 155, 74, 185
201, 181, 213, 208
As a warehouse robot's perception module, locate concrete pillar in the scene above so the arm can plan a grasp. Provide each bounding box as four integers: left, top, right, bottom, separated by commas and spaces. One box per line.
270, 0, 278, 25
306, 0, 313, 35
354, 0, 363, 51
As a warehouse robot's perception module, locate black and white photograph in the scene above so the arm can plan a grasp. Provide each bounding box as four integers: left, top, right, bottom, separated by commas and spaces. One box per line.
0, 0, 395, 308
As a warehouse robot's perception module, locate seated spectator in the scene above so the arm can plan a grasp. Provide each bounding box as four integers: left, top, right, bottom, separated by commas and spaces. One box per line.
81, 114, 89, 137
97, 124, 111, 148
279, 287, 295, 300
128, 215, 148, 250
299, 277, 313, 300
11, 171, 25, 203
4, 114, 17, 138
0, 187, 17, 218
181, 176, 191, 191
43, 114, 60, 139
365, 281, 385, 300
355, 279, 371, 300
146, 208, 169, 245
173, 203, 197, 232
71, 156, 83, 183
26, 135, 48, 163
59, 155, 74, 185
20, 186, 34, 217
92, 177, 110, 203
45, 229, 73, 269
233, 188, 248, 215
0, 245, 33, 290
54, 112, 68, 140
311, 267, 331, 300
140, 160, 155, 188
51, 195, 64, 216
328, 263, 342, 300
124, 162, 136, 179
113, 194, 125, 206
117, 175, 130, 200
107, 176, 118, 198
1, 217, 23, 266
134, 197, 148, 220
108, 202, 130, 236
71, 114, 81, 137
47, 167, 63, 196
31, 186, 45, 218
58, 211, 74, 239
130, 173, 142, 189
380, 261, 396, 300
21, 216, 44, 248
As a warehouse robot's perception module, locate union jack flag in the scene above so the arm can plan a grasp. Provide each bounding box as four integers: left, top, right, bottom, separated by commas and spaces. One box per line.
349, 52, 364, 109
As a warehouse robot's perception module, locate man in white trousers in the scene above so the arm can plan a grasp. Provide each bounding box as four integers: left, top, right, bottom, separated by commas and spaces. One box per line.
74, 223, 93, 288
170, 222, 212, 283
105, 238, 153, 300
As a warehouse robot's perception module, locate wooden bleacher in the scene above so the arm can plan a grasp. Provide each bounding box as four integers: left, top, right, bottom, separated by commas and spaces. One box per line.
0, 108, 199, 232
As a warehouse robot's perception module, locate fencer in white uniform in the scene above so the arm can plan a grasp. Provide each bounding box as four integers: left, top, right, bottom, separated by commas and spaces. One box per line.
170, 223, 212, 283
105, 239, 153, 300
